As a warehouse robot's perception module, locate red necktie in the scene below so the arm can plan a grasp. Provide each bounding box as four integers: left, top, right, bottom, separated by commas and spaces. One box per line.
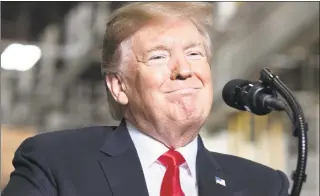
158, 150, 186, 196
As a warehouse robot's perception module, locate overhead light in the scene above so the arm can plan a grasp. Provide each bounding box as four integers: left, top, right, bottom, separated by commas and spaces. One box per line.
216, 2, 238, 31
218, 2, 237, 17
1, 43, 42, 71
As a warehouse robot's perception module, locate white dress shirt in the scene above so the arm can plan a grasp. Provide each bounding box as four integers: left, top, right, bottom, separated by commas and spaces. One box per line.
126, 121, 199, 196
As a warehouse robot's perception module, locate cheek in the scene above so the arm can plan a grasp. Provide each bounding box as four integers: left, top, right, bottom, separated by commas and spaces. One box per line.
203, 70, 212, 84
137, 67, 167, 93
194, 63, 213, 99
193, 62, 212, 84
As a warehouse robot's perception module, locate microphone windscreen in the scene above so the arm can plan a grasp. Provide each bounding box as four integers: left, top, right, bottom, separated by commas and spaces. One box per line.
222, 79, 245, 106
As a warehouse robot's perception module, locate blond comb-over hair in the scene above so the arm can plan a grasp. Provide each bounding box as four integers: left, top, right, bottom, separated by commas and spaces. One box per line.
101, 2, 215, 121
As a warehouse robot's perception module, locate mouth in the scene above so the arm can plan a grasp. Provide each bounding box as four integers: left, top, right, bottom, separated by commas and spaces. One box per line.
166, 88, 201, 94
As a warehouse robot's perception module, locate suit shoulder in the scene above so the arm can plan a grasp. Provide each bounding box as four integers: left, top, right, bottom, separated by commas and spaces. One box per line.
210, 151, 289, 194
210, 151, 283, 180
16, 126, 116, 153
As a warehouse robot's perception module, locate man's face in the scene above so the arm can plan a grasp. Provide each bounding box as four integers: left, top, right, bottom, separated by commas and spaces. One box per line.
123, 19, 213, 124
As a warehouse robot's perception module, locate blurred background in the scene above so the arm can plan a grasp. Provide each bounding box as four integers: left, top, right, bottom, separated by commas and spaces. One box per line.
1, 2, 319, 195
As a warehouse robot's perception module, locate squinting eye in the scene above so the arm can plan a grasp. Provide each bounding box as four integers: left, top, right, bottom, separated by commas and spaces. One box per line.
187, 52, 203, 60
149, 55, 165, 60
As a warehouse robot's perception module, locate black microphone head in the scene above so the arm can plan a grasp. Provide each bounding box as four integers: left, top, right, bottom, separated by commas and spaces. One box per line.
222, 79, 276, 115
222, 79, 250, 111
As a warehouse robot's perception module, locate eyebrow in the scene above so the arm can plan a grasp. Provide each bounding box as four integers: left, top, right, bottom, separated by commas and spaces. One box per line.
184, 42, 203, 50
145, 44, 170, 53
145, 42, 203, 53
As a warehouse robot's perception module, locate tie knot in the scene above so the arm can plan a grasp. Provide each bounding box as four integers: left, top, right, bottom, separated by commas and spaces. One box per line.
158, 150, 185, 167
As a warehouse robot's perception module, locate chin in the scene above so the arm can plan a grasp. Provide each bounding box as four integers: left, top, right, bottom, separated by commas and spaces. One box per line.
171, 107, 207, 123
165, 96, 212, 123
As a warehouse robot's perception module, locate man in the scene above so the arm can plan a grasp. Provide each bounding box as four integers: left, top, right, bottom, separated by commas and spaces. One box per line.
3, 2, 289, 196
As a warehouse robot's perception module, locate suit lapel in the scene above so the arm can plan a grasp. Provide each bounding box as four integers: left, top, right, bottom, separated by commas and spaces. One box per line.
196, 137, 234, 196
98, 121, 149, 196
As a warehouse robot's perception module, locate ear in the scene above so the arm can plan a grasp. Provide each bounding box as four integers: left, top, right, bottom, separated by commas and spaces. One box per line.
105, 74, 128, 105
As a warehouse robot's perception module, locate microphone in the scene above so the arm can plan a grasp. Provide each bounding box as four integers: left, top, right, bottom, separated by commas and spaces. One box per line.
222, 79, 286, 115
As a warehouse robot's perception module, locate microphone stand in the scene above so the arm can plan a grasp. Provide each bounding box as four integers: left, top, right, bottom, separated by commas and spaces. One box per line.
259, 68, 308, 196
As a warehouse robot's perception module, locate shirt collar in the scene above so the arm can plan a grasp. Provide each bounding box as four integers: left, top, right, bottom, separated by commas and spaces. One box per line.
176, 135, 198, 179
126, 120, 198, 178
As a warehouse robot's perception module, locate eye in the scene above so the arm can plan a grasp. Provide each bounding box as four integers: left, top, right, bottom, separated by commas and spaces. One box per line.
188, 52, 201, 56
186, 51, 203, 60
147, 51, 170, 64
149, 55, 165, 60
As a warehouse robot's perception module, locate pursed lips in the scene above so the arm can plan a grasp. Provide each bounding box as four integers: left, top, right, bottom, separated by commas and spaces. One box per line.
165, 87, 201, 94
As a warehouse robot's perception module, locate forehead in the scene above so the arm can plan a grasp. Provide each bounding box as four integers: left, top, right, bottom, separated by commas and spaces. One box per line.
131, 19, 204, 51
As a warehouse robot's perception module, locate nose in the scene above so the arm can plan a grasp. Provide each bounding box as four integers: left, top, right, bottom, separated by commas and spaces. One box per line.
170, 54, 192, 80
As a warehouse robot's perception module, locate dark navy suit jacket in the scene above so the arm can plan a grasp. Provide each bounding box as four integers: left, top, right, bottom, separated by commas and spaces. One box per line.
2, 121, 289, 196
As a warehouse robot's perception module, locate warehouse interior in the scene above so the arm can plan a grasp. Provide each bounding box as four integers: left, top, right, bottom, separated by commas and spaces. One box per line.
1, 2, 319, 195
